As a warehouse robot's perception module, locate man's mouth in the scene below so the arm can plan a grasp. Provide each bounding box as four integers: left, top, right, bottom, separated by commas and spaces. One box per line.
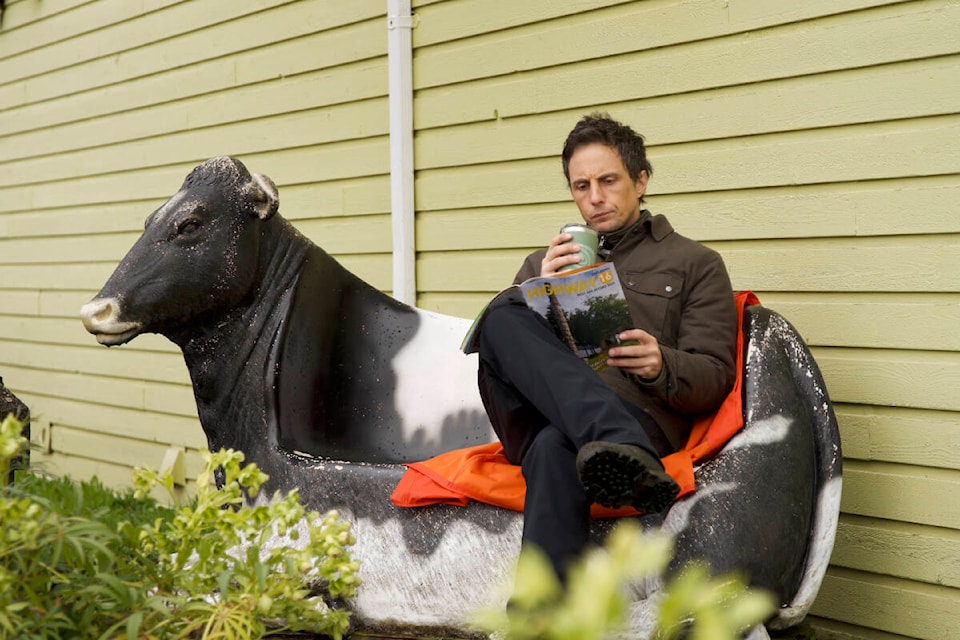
591, 211, 612, 223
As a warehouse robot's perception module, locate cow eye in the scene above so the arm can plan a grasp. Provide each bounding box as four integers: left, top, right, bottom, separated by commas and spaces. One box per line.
176, 218, 201, 236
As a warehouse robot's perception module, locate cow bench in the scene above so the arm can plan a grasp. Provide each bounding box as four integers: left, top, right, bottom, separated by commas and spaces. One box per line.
80, 157, 841, 639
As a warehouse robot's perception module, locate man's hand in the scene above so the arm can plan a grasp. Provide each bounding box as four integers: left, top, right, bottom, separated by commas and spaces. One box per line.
606, 329, 663, 380
539, 232, 583, 276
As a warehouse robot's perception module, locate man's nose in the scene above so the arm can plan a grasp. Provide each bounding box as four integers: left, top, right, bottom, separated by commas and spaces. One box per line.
589, 182, 604, 203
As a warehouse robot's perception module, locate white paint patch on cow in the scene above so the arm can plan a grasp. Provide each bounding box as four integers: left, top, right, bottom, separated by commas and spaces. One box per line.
348, 513, 521, 629
660, 482, 738, 537
724, 414, 792, 450
150, 190, 190, 225
769, 476, 842, 629
391, 309, 495, 446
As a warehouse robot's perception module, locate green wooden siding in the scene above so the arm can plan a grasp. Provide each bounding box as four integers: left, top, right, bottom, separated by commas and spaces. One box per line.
0, 0, 393, 492
1, 0, 958, 638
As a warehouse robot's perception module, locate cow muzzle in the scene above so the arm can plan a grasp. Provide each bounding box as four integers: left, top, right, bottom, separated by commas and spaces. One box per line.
80, 298, 143, 346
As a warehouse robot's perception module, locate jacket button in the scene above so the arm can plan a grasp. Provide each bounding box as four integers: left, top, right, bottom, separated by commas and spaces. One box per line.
665, 285, 673, 292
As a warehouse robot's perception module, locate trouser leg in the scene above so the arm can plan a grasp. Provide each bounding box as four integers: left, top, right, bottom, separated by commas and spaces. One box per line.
519, 425, 590, 581
477, 302, 660, 457
476, 302, 673, 581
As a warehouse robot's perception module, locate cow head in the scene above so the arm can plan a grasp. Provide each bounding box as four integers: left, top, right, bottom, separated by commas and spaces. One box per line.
81, 157, 279, 346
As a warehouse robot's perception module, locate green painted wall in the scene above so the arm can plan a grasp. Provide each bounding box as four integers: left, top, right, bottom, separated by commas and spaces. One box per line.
1, 0, 957, 637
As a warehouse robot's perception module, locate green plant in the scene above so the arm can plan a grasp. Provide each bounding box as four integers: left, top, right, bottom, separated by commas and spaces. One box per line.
473, 519, 775, 640
0, 414, 359, 640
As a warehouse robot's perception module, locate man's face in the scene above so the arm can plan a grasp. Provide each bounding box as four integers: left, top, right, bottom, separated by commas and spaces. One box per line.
568, 143, 648, 234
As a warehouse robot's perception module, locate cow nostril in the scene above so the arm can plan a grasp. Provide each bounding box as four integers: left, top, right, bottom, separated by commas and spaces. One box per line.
81, 299, 118, 330
93, 304, 114, 322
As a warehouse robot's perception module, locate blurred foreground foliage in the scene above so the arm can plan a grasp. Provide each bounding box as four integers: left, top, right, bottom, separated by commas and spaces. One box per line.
0, 414, 358, 640
474, 517, 775, 640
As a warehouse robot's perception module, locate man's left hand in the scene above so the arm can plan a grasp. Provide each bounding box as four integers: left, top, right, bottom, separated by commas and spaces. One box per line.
606, 329, 662, 380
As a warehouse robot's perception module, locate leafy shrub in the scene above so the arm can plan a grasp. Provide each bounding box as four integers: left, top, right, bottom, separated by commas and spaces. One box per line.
0, 414, 359, 640
473, 519, 775, 640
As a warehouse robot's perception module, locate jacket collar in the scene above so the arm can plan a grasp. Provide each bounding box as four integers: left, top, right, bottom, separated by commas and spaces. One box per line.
605, 209, 673, 254
641, 209, 674, 241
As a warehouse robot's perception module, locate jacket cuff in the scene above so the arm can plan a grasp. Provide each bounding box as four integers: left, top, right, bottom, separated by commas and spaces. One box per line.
622, 365, 667, 392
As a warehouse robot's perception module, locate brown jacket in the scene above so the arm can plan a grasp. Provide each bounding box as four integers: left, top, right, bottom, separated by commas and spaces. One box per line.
513, 211, 737, 450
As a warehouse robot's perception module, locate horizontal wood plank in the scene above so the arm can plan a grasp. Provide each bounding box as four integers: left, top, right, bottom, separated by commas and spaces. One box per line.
416, 235, 960, 294
0, 176, 389, 238
416, 248, 531, 292
1, 0, 382, 103
415, 176, 960, 250
51, 424, 202, 479
0, 338, 191, 386
750, 293, 960, 352
0, 97, 389, 188
0, 0, 93, 33
15, 390, 205, 449
0, 1, 184, 62
337, 253, 392, 292
816, 348, 960, 412
0, 231, 143, 264
808, 616, 916, 640
0, 289, 103, 320
719, 235, 960, 293
0, 15, 386, 115
832, 514, 960, 589
811, 567, 960, 639
0, 262, 140, 291
0, 314, 180, 352
0, 139, 390, 214
0, 289, 41, 316
413, 0, 957, 90
414, 115, 960, 210
416, 54, 960, 164
835, 403, 960, 471
840, 460, 960, 529
413, 0, 903, 48
413, 290, 960, 358
412, 0, 627, 47
0, 60, 388, 164
416, 292, 494, 320
27, 449, 195, 505
0, 212, 391, 263
1, 0, 295, 83
1, 363, 197, 417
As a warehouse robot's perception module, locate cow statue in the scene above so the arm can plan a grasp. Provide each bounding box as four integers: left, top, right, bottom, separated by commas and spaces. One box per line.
81, 157, 841, 639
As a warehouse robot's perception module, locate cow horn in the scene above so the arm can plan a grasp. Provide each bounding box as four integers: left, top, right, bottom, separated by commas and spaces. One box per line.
250, 173, 279, 220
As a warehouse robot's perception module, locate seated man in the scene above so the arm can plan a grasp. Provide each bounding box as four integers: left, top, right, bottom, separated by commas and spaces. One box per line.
476, 113, 738, 581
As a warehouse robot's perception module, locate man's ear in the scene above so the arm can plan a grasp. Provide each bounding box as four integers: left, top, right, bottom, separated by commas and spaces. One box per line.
635, 170, 649, 199
248, 173, 279, 220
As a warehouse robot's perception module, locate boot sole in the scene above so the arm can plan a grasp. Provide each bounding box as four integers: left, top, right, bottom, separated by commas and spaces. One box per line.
577, 443, 679, 513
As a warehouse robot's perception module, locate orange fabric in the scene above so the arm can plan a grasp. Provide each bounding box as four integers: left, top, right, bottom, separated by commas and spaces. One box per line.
390, 291, 759, 518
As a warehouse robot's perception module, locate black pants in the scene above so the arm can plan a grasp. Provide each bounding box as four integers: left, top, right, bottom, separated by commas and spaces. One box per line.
477, 302, 672, 580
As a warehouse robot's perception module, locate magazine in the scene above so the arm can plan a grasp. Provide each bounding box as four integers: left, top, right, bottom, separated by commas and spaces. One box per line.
461, 262, 636, 372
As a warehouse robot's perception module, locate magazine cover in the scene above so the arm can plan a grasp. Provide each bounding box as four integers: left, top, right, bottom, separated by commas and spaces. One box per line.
461, 262, 635, 372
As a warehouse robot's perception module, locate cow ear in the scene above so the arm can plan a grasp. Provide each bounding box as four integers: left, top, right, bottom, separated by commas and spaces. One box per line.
249, 173, 279, 220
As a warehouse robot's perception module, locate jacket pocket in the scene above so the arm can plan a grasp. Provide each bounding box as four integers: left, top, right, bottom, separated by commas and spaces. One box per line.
622, 271, 683, 346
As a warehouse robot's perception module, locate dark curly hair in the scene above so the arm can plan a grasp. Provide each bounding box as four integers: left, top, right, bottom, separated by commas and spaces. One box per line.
561, 113, 653, 196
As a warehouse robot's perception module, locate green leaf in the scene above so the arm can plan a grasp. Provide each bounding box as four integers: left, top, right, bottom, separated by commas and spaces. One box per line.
125, 610, 144, 640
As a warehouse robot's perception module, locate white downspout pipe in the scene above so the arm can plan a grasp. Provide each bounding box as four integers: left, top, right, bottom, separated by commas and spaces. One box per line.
387, 0, 416, 305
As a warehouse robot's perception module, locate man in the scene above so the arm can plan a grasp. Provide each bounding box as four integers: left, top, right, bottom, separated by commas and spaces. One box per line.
476, 113, 737, 581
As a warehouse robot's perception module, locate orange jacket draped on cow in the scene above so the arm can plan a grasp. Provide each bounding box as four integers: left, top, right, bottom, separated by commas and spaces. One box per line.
391, 291, 759, 517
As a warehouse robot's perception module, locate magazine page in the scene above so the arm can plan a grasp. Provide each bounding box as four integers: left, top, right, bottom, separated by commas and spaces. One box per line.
518, 262, 634, 372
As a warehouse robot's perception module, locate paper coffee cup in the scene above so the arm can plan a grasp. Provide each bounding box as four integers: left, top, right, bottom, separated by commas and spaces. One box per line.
558, 223, 599, 272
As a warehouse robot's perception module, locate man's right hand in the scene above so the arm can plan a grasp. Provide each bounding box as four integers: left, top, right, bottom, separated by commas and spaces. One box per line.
540, 232, 583, 276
